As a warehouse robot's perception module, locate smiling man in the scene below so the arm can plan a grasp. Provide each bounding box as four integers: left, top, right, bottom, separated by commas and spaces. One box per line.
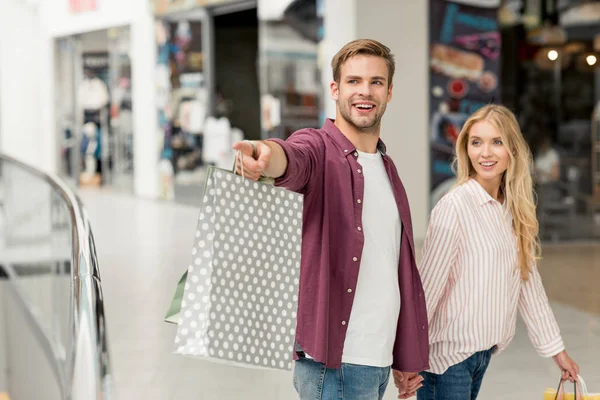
232, 39, 429, 399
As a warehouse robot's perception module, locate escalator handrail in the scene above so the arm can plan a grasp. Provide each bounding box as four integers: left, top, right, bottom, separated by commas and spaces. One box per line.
0, 153, 112, 399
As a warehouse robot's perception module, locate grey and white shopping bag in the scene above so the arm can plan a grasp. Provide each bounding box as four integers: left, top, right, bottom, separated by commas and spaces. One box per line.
173, 159, 303, 371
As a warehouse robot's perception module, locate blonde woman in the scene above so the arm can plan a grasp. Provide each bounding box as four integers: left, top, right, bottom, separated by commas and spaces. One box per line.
416, 104, 579, 399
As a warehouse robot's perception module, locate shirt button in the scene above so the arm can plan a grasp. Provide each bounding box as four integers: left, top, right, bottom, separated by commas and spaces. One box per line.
342, 321, 347, 326
344, 149, 348, 153
357, 227, 362, 231
357, 169, 362, 174
347, 288, 353, 293
357, 199, 362, 204
353, 152, 358, 157
352, 257, 358, 262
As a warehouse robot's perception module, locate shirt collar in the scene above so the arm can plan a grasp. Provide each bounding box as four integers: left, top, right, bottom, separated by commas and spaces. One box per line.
323, 119, 387, 156
467, 178, 497, 206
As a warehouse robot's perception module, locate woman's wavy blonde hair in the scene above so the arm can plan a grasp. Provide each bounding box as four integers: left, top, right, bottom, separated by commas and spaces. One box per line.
454, 104, 540, 280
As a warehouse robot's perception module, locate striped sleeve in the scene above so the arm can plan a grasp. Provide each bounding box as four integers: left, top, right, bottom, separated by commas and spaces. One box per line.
518, 263, 565, 357
419, 197, 461, 324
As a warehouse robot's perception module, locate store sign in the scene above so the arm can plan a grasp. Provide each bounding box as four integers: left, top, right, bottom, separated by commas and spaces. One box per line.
151, 0, 244, 15
69, 0, 97, 13
83, 53, 109, 70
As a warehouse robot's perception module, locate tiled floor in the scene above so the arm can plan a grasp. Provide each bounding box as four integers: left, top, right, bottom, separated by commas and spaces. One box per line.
78, 189, 600, 400
537, 244, 600, 315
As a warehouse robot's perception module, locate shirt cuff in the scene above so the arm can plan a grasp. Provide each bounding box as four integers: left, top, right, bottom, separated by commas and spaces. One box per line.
266, 138, 296, 187
536, 336, 565, 358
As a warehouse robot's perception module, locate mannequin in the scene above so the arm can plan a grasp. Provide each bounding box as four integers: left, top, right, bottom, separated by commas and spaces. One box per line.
78, 68, 108, 185
79, 122, 102, 186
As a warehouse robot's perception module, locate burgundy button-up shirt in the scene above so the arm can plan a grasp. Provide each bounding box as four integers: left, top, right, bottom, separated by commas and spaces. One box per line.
268, 119, 430, 371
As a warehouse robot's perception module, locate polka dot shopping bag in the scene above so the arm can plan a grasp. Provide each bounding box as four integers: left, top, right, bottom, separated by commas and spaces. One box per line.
170, 161, 303, 371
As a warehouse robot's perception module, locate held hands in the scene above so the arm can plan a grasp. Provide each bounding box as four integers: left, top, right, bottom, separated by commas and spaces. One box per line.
393, 370, 424, 399
553, 350, 579, 383
232, 140, 271, 181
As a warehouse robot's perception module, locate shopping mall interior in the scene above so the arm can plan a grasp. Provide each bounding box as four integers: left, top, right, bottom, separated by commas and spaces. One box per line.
0, 0, 600, 399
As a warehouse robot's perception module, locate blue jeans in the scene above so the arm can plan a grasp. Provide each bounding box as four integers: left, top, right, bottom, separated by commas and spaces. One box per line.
293, 358, 391, 400
416, 347, 495, 400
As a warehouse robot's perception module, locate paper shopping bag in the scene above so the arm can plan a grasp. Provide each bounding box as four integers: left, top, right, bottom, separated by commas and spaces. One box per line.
164, 270, 187, 324
172, 166, 303, 371
544, 376, 600, 400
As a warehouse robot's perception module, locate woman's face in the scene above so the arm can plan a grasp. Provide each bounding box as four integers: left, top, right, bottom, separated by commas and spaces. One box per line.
467, 120, 510, 184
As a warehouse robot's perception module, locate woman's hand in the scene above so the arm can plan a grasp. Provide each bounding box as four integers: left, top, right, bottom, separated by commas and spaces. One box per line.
553, 350, 579, 382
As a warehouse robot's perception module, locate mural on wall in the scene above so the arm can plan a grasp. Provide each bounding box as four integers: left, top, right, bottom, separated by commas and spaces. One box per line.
429, 0, 501, 207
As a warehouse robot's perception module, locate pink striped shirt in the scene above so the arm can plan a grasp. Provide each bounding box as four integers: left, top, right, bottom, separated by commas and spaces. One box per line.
419, 178, 564, 374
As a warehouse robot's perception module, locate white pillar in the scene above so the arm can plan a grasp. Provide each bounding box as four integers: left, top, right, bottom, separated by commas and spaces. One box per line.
38, 14, 57, 174
131, 0, 160, 199
0, 1, 44, 170
321, 0, 357, 120
322, 0, 430, 242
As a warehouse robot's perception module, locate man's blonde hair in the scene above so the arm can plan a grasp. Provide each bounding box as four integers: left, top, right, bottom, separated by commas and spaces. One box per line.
331, 39, 395, 85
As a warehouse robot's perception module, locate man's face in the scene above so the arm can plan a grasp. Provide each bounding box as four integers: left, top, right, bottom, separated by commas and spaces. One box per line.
331, 55, 393, 134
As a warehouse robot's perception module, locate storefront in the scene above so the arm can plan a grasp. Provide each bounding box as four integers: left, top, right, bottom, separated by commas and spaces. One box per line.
427, 0, 600, 242
55, 27, 133, 191
501, 0, 600, 241
151, 0, 322, 205
40, 0, 159, 198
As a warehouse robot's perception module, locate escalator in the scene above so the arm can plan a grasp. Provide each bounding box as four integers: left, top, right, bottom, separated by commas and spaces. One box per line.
0, 154, 112, 400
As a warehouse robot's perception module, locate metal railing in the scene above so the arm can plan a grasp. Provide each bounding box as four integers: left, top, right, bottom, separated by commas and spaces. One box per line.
0, 153, 112, 399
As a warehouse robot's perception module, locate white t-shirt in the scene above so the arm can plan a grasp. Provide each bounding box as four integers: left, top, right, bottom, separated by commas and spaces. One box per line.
341, 150, 402, 367
535, 148, 560, 184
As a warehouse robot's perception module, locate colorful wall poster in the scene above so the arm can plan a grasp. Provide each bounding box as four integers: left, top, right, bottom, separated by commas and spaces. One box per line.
429, 0, 501, 207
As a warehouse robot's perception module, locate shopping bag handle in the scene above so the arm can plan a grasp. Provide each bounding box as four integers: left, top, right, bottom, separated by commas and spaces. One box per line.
554, 375, 587, 400
232, 147, 275, 185
553, 379, 576, 400
233, 150, 246, 179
